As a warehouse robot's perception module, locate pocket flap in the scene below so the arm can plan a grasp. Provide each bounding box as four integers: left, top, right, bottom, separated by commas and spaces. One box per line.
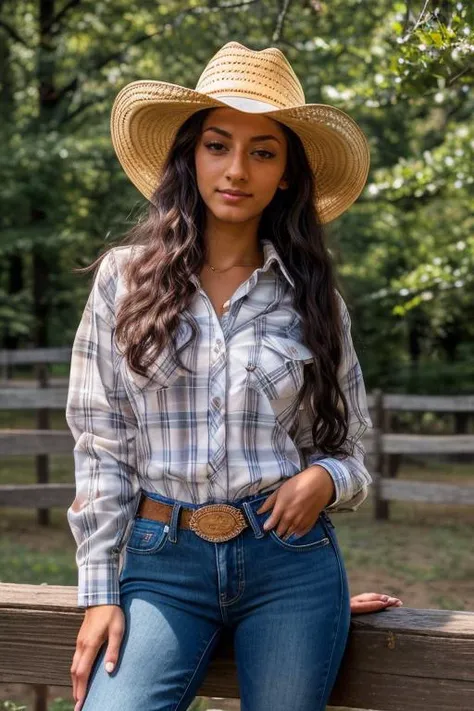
263, 335, 314, 363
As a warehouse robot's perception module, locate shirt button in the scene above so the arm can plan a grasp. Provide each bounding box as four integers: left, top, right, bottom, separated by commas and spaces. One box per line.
212, 397, 222, 408
246, 364, 256, 372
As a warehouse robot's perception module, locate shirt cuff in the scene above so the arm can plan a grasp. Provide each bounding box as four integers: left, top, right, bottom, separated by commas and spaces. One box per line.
306, 456, 351, 510
77, 559, 121, 608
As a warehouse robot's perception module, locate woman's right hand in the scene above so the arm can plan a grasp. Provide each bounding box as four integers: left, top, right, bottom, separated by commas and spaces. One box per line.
71, 604, 125, 711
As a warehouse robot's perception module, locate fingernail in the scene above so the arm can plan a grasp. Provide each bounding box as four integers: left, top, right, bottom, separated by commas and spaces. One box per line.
388, 597, 397, 603
105, 661, 115, 673
396, 600, 403, 606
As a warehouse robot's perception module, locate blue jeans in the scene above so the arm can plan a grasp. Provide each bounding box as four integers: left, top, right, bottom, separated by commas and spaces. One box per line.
82, 488, 351, 711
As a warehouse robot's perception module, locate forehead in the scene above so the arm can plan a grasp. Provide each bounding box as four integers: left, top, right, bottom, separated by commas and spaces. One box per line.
202, 107, 286, 139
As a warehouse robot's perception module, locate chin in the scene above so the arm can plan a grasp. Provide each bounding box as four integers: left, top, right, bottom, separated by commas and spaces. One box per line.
210, 206, 259, 223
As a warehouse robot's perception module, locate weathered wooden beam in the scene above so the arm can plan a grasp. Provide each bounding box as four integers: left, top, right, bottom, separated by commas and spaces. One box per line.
380, 479, 474, 504
0, 483, 75, 508
383, 433, 474, 454
0, 584, 473, 710
384, 394, 474, 412
0, 388, 68, 409
0, 430, 73, 455
0, 348, 71, 365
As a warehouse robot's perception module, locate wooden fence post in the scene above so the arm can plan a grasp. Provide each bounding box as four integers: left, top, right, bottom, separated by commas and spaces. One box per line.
36, 362, 50, 526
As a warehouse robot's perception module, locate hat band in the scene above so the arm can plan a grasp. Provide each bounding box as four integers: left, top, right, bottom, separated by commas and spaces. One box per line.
212, 94, 280, 113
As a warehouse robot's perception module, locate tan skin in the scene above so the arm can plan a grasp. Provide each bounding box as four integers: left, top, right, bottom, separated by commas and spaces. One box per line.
71, 107, 402, 711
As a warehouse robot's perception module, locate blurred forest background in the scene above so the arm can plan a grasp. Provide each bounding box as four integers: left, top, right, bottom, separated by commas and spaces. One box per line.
0, 1, 473, 709
1, 0, 473, 393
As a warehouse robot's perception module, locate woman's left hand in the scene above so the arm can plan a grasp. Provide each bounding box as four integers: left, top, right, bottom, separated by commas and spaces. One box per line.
350, 592, 403, 614
256, 465, 335, 540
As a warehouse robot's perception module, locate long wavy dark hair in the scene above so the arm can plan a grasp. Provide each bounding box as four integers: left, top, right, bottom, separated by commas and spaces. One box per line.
75, 107, 351, 456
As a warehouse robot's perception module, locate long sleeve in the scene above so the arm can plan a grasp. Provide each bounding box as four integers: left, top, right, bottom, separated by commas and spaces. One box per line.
295, 292, 373, 512
65, 248, 141, 608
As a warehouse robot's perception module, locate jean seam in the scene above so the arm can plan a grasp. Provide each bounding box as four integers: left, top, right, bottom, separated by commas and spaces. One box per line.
173, 627, 222, 711
269, 530, 330, 551
220, 536, 246, 606
315, 521, 347, 710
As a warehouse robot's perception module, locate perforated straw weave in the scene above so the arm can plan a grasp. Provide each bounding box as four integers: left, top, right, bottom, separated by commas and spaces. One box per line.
110, 41, 370, 224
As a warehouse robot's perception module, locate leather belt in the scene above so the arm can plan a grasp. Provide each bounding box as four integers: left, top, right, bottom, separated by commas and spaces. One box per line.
136, 494, 249, 543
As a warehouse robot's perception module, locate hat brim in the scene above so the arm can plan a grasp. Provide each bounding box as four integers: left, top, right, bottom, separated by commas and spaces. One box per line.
111, 80, 370, 224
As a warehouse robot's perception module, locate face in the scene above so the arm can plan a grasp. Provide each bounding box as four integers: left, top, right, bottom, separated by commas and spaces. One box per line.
194, 107, 288, 225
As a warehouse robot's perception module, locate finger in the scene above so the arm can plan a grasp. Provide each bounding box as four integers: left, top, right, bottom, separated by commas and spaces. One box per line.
351, 600, 388, 614
103, 622, 125, 675
257, 491, 277, 514
70, 645, 84, 702
262, 502, 285, 531
75, 644, 102, 708
276, 515, 295, 539
353, 592, 387, 602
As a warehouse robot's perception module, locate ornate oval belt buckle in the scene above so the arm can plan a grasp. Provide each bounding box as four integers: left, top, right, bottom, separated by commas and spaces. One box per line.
189, 504, 247, 542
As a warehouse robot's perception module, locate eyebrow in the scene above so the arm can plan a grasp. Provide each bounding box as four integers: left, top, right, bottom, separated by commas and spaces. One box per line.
203, 126, 281, 144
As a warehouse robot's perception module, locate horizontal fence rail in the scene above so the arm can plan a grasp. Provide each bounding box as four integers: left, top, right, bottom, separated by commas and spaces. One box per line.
0, 347, 72, 366
1, 381, 474, 517
1, 583, 473, 711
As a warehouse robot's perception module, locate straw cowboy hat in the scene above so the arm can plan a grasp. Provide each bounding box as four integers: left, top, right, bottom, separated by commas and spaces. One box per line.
110, 41, 370, 224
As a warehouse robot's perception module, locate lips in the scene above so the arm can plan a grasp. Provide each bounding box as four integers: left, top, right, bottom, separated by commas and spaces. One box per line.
218, 189, 252, 197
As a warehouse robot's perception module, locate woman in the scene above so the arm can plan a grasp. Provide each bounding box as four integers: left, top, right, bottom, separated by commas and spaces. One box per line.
66, 42, 402, 711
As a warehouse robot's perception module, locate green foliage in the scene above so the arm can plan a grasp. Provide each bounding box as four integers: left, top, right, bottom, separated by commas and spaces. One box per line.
0, 0, 473, 389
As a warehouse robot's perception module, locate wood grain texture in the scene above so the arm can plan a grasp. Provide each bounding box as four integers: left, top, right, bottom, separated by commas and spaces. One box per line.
1, 584, 473, 710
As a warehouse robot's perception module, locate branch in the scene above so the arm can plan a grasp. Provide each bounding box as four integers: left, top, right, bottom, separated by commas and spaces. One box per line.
447, 62, 474, 87
60, 96, 98, 125
0, 19, 29, 47
47, 0, 82, 33
412, 0, 432, 32
273, 0, 293, 42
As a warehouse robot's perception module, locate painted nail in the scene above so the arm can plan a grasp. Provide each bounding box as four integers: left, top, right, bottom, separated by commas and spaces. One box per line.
105, 661, 115, 673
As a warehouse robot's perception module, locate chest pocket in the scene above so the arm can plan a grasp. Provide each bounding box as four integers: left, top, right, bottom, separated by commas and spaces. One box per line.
246, 334, 314, 416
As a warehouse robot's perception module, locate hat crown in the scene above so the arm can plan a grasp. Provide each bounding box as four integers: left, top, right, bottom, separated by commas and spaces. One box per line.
195, 41, 306, 110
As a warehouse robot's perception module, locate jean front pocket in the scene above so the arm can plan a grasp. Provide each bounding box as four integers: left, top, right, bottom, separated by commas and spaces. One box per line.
125, 517, 170, 555
267, 515, 330, 552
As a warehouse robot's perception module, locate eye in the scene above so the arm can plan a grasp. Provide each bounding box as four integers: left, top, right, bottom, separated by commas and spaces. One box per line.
254, 150, 276, 159
205, 141, 227, 152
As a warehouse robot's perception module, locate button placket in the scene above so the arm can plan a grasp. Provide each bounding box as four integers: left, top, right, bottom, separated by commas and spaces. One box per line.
208, 326, 227, 477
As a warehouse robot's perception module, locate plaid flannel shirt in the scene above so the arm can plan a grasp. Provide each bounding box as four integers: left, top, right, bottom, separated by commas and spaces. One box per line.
66, 240, 372, 607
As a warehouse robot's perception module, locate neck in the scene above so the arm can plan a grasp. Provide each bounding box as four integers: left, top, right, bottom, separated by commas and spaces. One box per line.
203, 214, 263, 268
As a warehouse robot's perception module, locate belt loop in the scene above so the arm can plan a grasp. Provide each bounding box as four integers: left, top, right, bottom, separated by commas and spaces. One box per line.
321, 509, 335, 529
168, 502, 182, 543
242, 501, 265, 539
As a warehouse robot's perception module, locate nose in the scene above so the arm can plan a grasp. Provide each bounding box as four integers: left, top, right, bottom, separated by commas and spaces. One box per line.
225, 148, 249, 183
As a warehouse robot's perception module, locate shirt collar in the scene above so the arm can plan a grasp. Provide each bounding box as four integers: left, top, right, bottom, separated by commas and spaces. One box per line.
189, 239, 295, 290
260, 239, 295, 288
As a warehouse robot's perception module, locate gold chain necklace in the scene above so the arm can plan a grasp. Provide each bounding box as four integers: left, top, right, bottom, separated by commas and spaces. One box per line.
204, 259, 263, 274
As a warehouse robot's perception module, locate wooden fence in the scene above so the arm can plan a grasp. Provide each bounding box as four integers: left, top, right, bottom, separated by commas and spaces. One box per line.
1, 349, 474, 521
0, 347, 71, 526
367, 390, 474, 519
1, 583, 473, 711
